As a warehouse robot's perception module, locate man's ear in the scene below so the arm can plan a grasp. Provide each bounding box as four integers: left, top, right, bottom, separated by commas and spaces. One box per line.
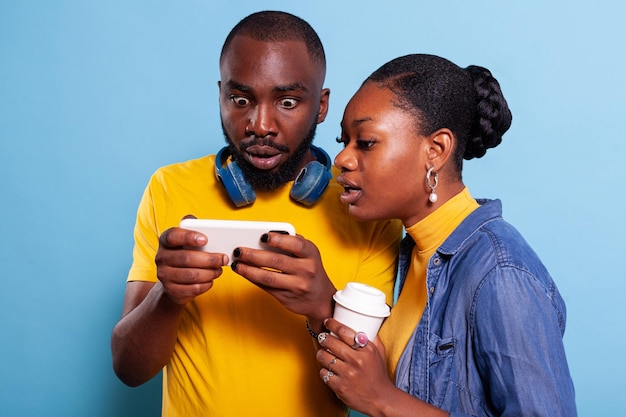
317, 88, 331, 124
426, 128, 454, 170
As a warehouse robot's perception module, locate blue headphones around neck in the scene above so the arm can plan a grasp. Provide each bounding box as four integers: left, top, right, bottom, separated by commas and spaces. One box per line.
214, 145, 333, 207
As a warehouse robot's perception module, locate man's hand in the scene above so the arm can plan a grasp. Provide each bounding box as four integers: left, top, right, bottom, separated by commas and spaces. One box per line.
229, 232, 336, 327
155, 221, 229, 305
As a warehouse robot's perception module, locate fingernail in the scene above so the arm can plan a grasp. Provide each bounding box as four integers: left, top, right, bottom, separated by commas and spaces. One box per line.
233, 248, 241, 258
194, 234, 207, 245
260, 233, 269, 243
231, 261, 238, 272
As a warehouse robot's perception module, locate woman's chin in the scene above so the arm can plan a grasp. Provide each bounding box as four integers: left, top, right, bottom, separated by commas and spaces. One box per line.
347, 204, 379, 222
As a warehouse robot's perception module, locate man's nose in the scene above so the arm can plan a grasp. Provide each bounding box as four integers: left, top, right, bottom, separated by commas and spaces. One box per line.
246, 104, 277, 137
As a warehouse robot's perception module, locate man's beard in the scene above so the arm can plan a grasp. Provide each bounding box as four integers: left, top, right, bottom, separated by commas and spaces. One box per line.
221, 119, 318, 192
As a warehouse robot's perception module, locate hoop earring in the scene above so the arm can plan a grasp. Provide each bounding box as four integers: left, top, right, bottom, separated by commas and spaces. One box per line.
426, 167, 438, 203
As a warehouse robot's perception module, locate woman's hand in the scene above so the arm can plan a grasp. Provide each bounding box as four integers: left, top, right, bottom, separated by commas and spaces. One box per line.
318, 319, 450, 417
315, 318, 396, 416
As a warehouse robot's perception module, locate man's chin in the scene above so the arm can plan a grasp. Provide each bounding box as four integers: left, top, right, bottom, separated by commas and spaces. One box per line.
240, 167, 293, 192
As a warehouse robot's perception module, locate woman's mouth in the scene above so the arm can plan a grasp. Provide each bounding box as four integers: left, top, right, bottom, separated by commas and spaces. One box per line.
337, 177, 363, 205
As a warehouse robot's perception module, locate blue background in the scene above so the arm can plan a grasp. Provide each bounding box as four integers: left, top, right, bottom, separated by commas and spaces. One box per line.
1, 1, 623, 416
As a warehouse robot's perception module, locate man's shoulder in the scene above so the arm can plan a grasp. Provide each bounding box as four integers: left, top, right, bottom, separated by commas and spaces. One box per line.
150, 154, 216, 182
155, 154, 215, 173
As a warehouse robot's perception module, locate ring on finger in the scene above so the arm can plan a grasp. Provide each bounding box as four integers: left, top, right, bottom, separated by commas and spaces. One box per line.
322, 371, 334, 384
352, 331, 369, 349
328, 357, 337, 373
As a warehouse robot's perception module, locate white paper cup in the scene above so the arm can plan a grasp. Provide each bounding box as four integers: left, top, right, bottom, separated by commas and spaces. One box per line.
332, 282, 391, 340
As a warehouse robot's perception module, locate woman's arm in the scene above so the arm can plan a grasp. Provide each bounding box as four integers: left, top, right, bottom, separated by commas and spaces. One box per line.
472, 267, 577, 416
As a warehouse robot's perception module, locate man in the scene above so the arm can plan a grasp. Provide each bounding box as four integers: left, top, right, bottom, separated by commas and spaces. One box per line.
111, 11, 402, 417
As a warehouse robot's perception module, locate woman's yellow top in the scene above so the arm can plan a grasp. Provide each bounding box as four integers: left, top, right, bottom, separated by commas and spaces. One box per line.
379, 187, 478, 379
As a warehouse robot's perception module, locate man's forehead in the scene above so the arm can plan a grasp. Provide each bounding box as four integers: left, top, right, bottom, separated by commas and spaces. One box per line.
221, 36, 311, 66
223, 79, 309, 96
222, 34, 308, 57
219, 36, 323, 90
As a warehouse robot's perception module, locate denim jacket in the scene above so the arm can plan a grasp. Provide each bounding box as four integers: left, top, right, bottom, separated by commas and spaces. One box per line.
396, 199, 577, 417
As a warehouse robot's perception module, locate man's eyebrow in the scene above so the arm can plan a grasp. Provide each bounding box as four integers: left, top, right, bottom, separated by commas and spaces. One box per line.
225, 80, 251, 92
274, 82, 308, 93
224, 81, 308, 95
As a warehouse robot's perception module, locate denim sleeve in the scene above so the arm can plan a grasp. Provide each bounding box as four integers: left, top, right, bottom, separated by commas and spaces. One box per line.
472, 266, 577, 417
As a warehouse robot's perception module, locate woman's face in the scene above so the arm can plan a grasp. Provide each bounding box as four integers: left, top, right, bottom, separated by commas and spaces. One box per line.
335, 82, 430, 227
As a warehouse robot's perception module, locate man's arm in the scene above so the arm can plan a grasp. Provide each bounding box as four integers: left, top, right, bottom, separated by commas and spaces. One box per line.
111, 226, 228, 386
111, 281, 184, 386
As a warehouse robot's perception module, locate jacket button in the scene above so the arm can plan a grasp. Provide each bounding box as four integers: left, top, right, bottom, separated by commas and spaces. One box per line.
433, 257, 440, 266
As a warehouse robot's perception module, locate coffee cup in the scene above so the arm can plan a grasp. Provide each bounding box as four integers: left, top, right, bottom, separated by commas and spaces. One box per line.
332, 282, 391, 340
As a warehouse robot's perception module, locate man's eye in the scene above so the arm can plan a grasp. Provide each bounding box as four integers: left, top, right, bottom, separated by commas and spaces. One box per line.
279, 98, 298, 108
231, 96, 250, 106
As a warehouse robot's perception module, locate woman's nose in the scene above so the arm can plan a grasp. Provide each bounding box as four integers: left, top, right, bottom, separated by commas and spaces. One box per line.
334, 147, 357, 171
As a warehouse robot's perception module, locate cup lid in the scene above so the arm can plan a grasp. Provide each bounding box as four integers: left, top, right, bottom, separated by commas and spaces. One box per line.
333, 282, 390, 318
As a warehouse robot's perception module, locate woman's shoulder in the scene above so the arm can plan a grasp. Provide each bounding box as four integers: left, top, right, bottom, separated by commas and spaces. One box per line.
445, 200, 552, 286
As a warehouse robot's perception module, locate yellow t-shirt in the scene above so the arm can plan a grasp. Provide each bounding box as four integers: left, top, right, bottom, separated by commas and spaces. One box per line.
379, 188, 478, 379
128, 154, 402, 417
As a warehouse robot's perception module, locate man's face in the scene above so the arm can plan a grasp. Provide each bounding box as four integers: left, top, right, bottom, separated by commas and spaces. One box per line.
218, 35, 329, 191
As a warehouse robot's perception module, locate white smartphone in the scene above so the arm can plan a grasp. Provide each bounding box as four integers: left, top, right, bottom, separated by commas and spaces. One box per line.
179, 218, 296, 265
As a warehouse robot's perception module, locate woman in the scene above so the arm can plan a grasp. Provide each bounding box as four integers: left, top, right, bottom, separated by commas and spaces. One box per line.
315, 54, 577, 416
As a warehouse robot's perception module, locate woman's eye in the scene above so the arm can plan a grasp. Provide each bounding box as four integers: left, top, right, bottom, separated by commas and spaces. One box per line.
357, 138, 376, 150
279, 98, 298, 108
231, 96, 250, 106
335, 136, 375, 149
336, 136, 348, 147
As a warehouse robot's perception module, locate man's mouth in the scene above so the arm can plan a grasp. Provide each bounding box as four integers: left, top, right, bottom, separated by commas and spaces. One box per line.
244, 145, 283, 170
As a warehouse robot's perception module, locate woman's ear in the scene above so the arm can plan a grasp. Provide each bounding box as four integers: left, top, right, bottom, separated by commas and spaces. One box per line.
426, 128, 454, 170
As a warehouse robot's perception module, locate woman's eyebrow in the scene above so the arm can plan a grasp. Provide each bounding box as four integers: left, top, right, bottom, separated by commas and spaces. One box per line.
351, 117, 373, 128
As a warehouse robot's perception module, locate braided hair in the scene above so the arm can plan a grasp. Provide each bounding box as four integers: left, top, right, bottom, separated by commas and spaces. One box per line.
366, 54, 512, 173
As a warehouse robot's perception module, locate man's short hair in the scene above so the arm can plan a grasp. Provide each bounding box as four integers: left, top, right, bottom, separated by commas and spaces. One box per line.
220, 11, 326, 69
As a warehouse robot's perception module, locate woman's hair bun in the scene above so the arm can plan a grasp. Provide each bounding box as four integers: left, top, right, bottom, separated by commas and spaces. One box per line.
464, 65, 512, 160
